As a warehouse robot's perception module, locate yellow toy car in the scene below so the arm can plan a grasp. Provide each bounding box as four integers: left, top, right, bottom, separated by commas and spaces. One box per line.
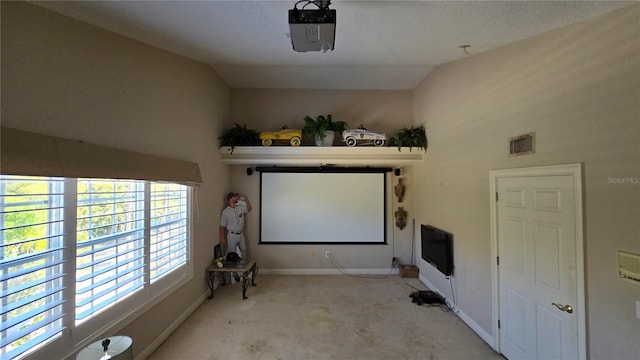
260, 128, 302, 146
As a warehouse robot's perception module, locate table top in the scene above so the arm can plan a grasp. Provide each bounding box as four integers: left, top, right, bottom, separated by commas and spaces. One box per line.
207, 259, 256, 272
76, 336, 132, 359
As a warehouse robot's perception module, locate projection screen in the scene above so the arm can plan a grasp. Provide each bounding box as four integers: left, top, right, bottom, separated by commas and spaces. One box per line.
258, 167, 388, 244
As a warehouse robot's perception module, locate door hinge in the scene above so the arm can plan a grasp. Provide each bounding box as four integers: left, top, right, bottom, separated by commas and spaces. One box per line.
497, 256, 500, 266
498, 319, 501, 329
495, 192, 499, 201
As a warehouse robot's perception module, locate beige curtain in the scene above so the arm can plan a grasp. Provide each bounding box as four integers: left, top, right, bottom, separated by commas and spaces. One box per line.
1, 127, 202, 186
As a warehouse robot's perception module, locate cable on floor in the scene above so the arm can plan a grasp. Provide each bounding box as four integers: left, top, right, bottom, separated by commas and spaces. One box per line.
326, 255, 453, 312
401, 273, 453, 312
327, 252, 395, 279
400, 275, 422, 291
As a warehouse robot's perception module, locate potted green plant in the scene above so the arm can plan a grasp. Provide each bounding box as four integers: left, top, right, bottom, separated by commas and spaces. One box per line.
302, 114, 348, 146
388, 125, 428, 152
218, 123, 260, 153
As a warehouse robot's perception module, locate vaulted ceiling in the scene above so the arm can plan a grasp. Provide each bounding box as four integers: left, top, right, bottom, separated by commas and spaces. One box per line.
33, 1, 633, 90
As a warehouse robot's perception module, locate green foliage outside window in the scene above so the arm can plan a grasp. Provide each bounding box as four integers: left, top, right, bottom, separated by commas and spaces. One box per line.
1, 177, 63, 355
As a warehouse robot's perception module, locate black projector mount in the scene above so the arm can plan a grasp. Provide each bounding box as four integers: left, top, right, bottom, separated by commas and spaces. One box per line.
290, 0, 335, 23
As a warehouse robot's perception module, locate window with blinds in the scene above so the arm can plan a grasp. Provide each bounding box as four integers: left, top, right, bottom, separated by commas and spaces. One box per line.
0, 176, 191, 359
0, 176, 65, 360
150, 184, 188, 282
75, 179, 145, 323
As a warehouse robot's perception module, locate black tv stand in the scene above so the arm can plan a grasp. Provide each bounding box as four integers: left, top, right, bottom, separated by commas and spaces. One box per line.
410, 290, 444, 305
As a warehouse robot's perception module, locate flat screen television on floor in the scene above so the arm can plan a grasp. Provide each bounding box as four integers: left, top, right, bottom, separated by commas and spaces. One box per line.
421, 224, 454, 276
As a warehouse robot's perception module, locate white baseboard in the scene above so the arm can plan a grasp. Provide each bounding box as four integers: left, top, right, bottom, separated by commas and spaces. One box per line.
259, 268, 398, 275
453, 306, 494, 346
135, 291, 208, 360
419, 273, 494, 348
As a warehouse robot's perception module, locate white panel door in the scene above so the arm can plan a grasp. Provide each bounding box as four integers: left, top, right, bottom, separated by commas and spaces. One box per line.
498, 175, 578, 360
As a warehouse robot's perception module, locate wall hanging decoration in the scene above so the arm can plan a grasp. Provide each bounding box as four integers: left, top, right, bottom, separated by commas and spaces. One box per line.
395, 207, 407, 230
394, 177, 406, 203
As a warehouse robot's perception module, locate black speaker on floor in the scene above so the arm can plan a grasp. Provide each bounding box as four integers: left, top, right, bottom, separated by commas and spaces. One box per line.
410, 290, 444, 305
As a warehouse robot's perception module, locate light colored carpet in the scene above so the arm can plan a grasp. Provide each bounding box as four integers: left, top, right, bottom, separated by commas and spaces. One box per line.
148, 275, 504, 360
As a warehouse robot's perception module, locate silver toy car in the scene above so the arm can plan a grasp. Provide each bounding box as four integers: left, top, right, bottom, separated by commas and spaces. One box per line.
342, 128, 387, 147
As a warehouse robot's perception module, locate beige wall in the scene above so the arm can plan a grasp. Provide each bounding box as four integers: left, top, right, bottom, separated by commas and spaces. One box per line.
412, 4, 639, 359
1, 2, 231, 359
229, 89, 416, 270
3, 1, 639, 359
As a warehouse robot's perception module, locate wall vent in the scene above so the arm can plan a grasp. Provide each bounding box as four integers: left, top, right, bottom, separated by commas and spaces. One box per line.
509, 133, 535, 155
619, 251, 640, 286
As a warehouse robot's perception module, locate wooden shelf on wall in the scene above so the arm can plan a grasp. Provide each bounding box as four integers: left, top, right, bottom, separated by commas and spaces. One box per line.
219, 146, 425, 166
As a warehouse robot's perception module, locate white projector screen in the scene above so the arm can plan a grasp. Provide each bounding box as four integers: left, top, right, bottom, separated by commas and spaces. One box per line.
259, 168, 387, 244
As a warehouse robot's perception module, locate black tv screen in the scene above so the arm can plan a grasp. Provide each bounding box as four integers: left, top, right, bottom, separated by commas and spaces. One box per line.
421, 224, 454, 276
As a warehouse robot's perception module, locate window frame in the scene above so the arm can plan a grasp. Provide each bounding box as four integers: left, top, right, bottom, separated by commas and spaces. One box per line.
0, 176, 193, 360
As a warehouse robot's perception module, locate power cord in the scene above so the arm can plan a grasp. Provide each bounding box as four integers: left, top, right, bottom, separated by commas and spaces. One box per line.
448, 275, 457, 310
326, 252, 395, 279
402, 274, 454, 312
400, 276, 422, 291
326, 253, 453, 312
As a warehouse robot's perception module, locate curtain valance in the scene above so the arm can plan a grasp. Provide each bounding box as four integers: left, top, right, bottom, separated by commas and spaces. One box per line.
1, 127, 202, 186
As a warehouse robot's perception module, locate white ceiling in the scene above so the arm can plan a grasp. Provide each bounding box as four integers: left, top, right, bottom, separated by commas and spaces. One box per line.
33, 1, 633, 90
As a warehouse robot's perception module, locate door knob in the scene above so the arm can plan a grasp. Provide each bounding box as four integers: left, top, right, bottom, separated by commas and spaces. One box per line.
552, 302, 574, 314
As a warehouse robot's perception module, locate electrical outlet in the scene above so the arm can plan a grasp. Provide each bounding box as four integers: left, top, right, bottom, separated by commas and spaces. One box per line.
325, 250, 331, 258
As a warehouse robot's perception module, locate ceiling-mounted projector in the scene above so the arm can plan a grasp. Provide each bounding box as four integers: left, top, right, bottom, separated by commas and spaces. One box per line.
289, 0, 336, 52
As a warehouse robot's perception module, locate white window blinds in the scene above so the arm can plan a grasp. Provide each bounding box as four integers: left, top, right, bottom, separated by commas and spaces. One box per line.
0, 176, 65, 359
75, 179, 145, 323
0, 176, 191, 359
150, 184, 188, 282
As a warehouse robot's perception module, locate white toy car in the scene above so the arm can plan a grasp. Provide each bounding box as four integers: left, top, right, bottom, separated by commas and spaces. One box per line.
342, 128, 387, 147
